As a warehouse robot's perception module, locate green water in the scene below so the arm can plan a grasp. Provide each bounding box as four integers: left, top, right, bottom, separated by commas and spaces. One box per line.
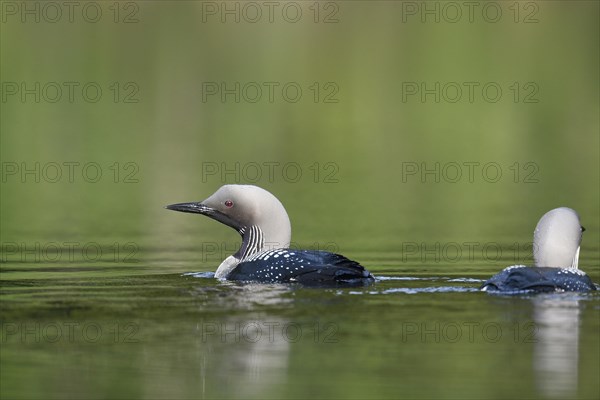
1, 1, 599, 399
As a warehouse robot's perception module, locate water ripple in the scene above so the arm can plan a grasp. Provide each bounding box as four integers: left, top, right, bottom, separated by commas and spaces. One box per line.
375, 276, 449, 281
349, 286, 481, 295
182, 272, 215, 279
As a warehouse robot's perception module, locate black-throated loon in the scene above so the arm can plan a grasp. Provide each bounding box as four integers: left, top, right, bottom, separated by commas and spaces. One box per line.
481, 207, 596, 293
166, 184, 374, 286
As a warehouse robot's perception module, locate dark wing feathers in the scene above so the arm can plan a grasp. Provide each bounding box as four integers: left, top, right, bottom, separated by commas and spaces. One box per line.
229, 250, 374, 287
482, 267, 596, 293
292, 253, 372, 285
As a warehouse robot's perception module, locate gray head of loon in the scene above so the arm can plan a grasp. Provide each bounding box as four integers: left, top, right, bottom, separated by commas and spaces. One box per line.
533, 207, 585, 269
166, 185, 292, 278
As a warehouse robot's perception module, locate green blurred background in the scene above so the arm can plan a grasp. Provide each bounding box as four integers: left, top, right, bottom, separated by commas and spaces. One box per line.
1, 1, 598, 264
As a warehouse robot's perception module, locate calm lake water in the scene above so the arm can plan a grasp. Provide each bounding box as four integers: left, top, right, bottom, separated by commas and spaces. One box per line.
2, 221, 599, 399
1, 1, 599, 399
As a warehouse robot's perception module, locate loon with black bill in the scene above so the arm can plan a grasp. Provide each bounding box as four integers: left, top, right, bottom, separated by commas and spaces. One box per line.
481, 207, 596, 293
166, 184, 374, 286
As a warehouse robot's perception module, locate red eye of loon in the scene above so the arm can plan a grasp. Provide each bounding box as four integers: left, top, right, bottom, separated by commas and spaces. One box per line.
224, 200, 234, 208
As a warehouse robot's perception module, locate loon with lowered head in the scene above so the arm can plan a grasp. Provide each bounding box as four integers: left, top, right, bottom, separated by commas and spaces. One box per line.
481, 207, 596, 293
166, 184, 374, 286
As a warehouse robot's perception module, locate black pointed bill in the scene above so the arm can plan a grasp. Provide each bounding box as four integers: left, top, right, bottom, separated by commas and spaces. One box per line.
166, 202, 212, 214
166, 202, 244, 232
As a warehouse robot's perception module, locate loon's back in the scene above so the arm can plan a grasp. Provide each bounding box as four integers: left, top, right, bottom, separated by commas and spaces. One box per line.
481, 266, 596, 293
227, 249, 374, 286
